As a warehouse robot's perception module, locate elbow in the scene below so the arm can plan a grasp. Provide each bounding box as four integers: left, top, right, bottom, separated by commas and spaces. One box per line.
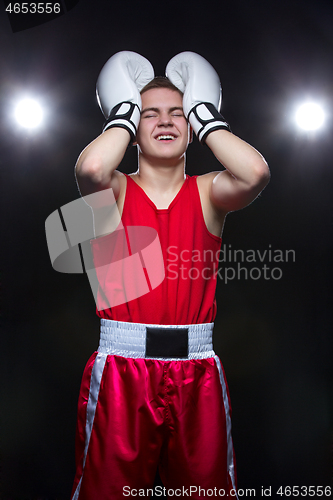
75, 155, 105, 186
251, 157, 270, 190
75, 154, 110, 197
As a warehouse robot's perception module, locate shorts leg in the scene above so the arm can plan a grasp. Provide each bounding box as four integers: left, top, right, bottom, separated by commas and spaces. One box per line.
71, 354, 167, 500
159, 356, 237, 499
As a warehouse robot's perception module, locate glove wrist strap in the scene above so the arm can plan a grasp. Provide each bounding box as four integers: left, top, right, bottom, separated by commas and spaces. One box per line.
103, 102, 141, 141
189, 102, 231, 143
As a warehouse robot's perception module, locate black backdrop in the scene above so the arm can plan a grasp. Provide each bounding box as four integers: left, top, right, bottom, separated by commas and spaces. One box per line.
1, 0, 332, 498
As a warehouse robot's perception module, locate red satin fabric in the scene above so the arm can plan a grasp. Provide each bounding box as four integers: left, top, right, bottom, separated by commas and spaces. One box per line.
92, 175, 222, 325
71, 353, 235, 499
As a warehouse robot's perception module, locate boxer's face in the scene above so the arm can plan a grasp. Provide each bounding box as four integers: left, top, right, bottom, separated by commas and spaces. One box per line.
135, 88, 190, 163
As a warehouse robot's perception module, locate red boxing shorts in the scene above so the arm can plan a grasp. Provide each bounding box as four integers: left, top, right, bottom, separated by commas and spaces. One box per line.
71, 320, 237, 500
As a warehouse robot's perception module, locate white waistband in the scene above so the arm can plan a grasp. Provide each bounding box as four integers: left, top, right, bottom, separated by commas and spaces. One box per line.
98, 319, 215, 360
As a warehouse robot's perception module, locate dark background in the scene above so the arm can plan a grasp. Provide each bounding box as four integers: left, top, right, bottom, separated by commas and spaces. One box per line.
1, 0, 332, 498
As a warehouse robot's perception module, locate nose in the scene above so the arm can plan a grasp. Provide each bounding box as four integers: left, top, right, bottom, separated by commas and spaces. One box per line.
158, 111, 173, 127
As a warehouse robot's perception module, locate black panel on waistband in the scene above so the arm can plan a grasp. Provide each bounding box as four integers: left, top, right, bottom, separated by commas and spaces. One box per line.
145, 328, 189, 358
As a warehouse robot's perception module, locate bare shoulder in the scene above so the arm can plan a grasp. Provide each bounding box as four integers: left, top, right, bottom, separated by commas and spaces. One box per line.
111, 170, 127, 216
196, 172, 227, 238
196, 171, 227, 205
196, 171, 220, 191
111, 169, 126, 190
105, 169, 126, 202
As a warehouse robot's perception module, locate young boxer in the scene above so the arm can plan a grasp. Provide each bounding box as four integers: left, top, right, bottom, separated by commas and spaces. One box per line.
70, 51, 270, 500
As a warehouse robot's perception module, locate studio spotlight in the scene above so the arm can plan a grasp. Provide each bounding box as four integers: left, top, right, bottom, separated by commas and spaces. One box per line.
295, 102, 325, 131
14, 98, 43, 129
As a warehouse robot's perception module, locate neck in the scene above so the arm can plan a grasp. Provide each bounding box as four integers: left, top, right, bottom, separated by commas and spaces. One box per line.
135, 151, 186, 191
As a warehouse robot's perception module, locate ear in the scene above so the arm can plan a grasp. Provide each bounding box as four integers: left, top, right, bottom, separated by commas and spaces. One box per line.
189, 124, 193, 144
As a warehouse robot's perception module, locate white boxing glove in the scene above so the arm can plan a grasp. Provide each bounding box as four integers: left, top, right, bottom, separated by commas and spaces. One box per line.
166, 51, 231, 143
96, 51, 154, 141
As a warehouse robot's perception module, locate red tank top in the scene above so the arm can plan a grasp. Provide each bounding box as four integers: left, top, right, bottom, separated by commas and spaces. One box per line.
90, 174, 222, 325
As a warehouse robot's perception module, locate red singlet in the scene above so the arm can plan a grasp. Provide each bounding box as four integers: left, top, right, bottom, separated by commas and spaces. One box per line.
91, 174, 222, 324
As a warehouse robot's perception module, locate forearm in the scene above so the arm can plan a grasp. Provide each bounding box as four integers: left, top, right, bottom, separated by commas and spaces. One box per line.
206, 129, 269, 186
75, 127, 130, 196
206, 129, 270, 211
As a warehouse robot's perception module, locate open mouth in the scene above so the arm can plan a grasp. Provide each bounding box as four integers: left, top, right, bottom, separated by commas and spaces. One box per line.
155, 134, 177, 141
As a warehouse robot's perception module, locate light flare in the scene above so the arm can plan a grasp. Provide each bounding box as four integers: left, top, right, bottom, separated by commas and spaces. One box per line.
295, 102, 325, 131
14, 98, 43, 129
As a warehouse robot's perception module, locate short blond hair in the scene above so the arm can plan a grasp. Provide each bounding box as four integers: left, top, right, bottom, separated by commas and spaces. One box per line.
140, 76, 183, 96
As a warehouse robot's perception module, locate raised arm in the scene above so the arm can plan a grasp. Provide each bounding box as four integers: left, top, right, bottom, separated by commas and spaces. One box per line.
75, 51, 154, 199
75, 127, 130, 200
166, 51, 270, 214
205, 130, 270, 212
